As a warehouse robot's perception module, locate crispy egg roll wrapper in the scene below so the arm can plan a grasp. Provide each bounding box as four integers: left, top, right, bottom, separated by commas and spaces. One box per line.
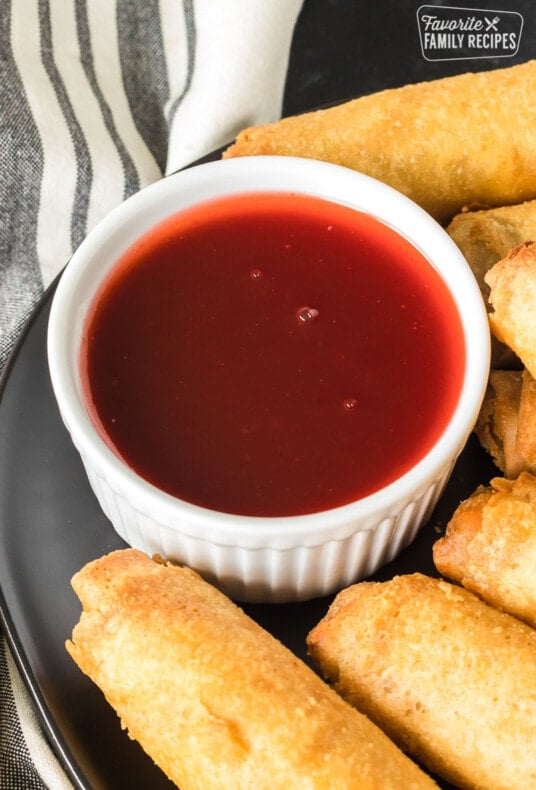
475, 369, 523, 475
515, 370, 536, 465
434, 472, 536, 629
224, 61, 536, 223
447, 200, 536, 368
475, 368, 536, 476
67, 549, 436, 790
307, 573, 536, 790
447, 200, 536, 298
486, 241, 536, 380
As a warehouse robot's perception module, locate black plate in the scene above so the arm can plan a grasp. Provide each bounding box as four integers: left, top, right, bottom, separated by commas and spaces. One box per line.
1, 0, 532, 787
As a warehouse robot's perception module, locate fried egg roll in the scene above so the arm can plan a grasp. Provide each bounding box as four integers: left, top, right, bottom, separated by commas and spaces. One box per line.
67, 549, 436, 790
224, 61, 536, 223
447, 200, 536, 298
307, 573, 536, 790
513, 370, 536, 468
434, 472, 536, 629
447, 200, 536, 367
486, 241, 536, 379
475, 368, 536, 476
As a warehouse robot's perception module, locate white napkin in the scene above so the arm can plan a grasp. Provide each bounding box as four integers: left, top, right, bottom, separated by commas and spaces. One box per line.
0, 1, 303, 786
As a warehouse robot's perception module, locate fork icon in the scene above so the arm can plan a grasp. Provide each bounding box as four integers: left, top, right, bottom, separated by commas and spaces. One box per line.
484, 15, 500, 31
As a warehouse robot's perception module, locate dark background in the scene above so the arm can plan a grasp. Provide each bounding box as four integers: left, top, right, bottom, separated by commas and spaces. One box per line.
285, 0, 534, 115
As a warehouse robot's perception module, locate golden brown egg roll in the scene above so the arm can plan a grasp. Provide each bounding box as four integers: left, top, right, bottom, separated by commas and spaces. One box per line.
447, 200, 536, 299
486, 241, 536, 379
224, 61, 536, 223
307, 573, 536, 790
66, 549, 436, 790
475, 368, 523, 475
434, 472, 536, 629
475, 368, 536, 476
447, 200, 536, 368
514, 370, 536, 467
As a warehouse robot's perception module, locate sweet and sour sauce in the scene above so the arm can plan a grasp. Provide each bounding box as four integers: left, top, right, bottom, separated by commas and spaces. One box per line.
81, 192, 465, 517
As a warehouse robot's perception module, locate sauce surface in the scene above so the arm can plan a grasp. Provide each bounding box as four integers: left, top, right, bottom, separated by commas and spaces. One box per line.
81, 192, 465, 517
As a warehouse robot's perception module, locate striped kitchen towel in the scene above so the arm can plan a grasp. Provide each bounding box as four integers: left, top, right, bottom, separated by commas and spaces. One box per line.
0, 0, 303, 371
0, 1, 303, 787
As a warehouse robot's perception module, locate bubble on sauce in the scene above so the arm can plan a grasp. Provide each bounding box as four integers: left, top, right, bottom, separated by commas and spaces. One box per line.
343, 398, 358, 412
296, 306, 319, 324
249, 268, 263, 280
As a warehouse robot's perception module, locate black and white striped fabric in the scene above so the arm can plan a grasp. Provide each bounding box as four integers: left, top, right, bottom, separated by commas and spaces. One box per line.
0, 1, 303, 785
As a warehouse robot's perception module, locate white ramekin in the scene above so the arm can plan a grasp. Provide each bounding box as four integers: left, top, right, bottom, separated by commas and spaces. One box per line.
47, 156, 490, 603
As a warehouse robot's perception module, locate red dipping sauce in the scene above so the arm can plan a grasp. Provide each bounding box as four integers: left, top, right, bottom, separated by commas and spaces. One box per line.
81, 192, 465, 517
